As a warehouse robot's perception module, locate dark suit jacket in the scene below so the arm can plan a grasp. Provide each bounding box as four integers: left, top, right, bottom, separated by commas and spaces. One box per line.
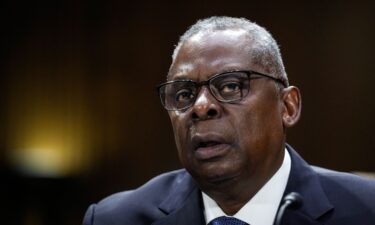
83, 146, 375, 225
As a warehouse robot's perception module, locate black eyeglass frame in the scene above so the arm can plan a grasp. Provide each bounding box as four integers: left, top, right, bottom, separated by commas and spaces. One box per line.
157, 70, 287, 111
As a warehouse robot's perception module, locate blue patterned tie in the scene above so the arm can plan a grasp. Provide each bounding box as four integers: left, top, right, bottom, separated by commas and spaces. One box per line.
210, 216, 249, 225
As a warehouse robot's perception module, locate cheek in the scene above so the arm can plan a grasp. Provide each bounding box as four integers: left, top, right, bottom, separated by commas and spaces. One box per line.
232, 99, 281, 150
169, 113, 189, 153
231, 104, 261, 139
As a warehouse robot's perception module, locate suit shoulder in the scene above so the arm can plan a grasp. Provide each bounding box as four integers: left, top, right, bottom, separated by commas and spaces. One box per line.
84, 169, 190, 225
313, 166, 375, 188
97, 169, 188, 208
312, 166, 375, 207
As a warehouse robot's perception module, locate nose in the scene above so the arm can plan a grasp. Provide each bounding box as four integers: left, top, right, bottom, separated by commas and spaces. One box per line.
191, 86, 221, 121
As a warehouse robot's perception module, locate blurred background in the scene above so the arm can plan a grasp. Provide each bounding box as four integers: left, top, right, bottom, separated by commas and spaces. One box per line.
1, 0, 375, 224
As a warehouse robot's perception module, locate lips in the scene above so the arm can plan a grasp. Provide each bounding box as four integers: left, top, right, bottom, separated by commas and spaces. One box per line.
191, 134, 230, 160
197, 141, 221, 148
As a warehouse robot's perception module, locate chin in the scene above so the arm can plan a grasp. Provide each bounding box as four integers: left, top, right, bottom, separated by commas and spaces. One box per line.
193, 165, 242, 187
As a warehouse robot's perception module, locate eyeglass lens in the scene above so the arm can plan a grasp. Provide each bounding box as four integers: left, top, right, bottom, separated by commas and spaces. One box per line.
160, 72, 250, 110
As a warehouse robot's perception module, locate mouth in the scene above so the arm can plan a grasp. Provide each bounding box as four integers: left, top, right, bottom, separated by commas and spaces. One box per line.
192, 137, 230, 160
197, 141, 222, 148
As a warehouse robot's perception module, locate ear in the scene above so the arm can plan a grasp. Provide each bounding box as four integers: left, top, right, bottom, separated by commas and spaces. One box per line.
281, 86, 302, 128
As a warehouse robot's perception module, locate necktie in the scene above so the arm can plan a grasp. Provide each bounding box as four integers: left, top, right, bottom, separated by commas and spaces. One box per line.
209, 216, 249, 225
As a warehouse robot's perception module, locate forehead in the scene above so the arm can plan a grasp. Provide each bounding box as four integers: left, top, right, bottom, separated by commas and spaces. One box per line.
169, 29, 258, 81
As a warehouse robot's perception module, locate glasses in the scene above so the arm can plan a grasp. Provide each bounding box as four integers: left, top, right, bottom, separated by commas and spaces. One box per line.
157, 70, 286, 111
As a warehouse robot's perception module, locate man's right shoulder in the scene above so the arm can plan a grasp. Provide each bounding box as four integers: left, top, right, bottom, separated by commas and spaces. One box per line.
83, 169, 194, 225
97, 169, 189, 207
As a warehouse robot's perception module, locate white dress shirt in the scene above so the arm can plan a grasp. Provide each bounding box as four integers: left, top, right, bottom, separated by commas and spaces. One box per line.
202, 149, 291, 225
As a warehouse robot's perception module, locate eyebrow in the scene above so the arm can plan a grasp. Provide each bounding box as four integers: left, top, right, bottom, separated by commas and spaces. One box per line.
169, 67, 245, 81
169, 73, 192, 81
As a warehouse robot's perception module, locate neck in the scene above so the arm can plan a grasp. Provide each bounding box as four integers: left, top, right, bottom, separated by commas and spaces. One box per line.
201, 153, 284, 215
203, 176, 264, 215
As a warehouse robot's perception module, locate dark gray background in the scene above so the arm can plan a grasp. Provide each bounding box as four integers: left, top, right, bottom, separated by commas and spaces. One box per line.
1, 1, 374, 224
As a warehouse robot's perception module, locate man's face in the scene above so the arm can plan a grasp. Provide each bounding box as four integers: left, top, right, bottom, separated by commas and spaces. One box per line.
168, 29, 286, 191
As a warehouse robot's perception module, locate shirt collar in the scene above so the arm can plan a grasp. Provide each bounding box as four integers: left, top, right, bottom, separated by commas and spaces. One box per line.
202, 148, 291, 225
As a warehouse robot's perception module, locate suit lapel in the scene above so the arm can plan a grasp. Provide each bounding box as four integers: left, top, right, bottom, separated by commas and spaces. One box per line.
282, 145, 334, 224
152, 172, 205, 225
152, 187, 205, 225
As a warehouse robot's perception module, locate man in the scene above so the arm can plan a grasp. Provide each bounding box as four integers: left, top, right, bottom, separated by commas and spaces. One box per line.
83, 16, 375, 225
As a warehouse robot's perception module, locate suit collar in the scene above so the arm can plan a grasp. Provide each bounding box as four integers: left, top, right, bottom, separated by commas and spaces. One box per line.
153, 187, 205, 225
157, 171, 197, 214
284, 144, 334, 222
154, 173, 205, 225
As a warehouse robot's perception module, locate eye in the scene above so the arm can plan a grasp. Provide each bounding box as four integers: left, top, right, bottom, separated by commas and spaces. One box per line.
175, 89, 194, 102
219, 82, 242, 94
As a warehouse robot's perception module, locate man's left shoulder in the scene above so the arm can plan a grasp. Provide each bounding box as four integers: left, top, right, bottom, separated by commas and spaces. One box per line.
313, 166, 375, 203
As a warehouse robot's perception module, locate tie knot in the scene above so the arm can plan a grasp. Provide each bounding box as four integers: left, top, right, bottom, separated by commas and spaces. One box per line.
210, 216, 249, 225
